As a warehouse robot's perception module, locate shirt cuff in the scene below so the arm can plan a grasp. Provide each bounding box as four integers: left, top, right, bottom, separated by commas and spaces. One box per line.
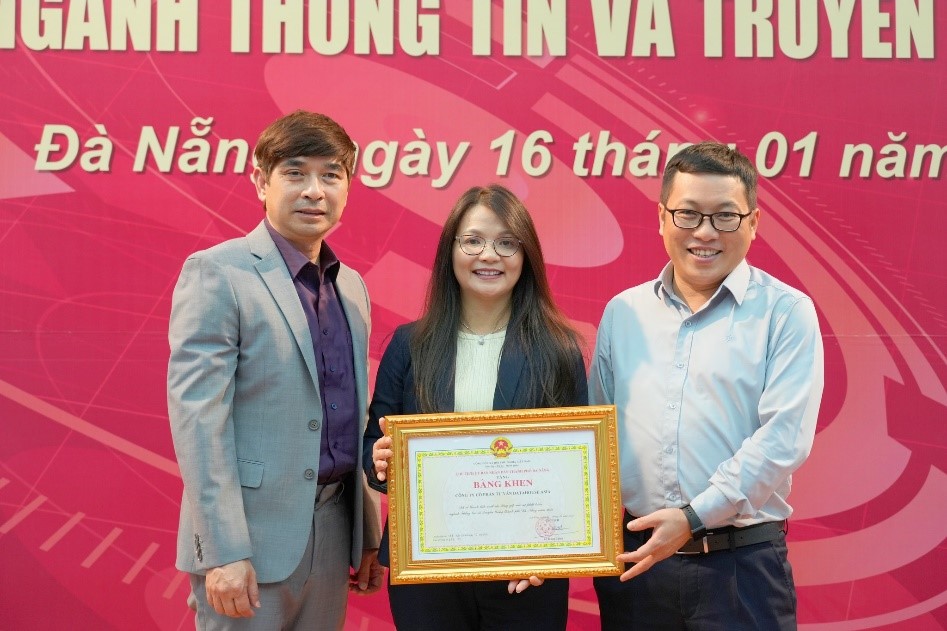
689, 485, 734, 529
367, 472, 388, 494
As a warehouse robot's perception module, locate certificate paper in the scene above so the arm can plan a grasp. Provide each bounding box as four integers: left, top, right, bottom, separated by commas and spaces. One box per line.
385, 406, 623, 583
412, 430, 598, 559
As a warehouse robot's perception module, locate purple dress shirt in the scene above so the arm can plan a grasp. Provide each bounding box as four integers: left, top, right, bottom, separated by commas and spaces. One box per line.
265, 221, 358, 484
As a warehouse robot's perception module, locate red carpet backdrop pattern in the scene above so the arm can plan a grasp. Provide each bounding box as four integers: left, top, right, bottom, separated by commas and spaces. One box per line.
1, 2, 945, 629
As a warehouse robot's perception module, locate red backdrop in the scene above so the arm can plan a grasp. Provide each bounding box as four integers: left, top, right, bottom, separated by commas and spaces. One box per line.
1, 2, 945, 629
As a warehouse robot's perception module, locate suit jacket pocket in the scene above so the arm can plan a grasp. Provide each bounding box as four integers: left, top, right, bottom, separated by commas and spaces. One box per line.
236, 458, 264, 488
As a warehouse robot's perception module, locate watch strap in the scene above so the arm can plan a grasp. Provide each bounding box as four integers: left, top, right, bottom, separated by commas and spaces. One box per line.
681, 504, 706, 541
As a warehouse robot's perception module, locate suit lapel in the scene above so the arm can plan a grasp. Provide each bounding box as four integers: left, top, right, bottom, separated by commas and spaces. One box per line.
247, 223, 320, 387
493, 336, 526, 410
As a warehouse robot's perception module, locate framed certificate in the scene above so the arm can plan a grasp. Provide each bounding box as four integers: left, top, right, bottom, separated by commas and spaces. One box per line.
384, 405, 623, 584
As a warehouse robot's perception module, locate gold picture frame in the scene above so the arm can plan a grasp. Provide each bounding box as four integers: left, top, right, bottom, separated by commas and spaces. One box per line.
384, 405, 623, 584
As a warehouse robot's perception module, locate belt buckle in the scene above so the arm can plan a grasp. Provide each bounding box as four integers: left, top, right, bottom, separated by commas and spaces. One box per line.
675, 536, 709, 555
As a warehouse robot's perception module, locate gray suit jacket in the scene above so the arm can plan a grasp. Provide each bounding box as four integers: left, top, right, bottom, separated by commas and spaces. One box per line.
168, 221, 381, 583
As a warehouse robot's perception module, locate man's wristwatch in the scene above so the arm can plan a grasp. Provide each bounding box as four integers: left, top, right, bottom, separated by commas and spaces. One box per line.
681, 504, 706, 541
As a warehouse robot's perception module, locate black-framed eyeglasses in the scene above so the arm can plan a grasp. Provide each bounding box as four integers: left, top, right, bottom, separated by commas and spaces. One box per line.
664, 208, 752, 232
455, 235, 521, 257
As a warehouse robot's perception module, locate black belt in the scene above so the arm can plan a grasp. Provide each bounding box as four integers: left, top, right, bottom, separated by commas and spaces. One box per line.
676, 520, 786, 555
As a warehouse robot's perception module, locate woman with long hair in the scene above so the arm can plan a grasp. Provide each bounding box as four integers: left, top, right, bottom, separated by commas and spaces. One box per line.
363, 184, 587, 630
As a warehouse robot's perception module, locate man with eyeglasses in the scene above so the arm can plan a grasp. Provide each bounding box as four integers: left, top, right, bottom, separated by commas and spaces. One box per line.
589, 141, 824, 630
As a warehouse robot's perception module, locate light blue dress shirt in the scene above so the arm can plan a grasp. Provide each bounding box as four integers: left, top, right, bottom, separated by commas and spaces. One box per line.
589, 259, 824, 528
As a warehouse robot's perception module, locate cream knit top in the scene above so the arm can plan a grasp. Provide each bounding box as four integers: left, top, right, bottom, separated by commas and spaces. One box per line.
454, 329, 506, 412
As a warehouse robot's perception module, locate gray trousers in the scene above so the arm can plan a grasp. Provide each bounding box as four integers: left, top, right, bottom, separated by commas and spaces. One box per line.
190, 483, 352, 631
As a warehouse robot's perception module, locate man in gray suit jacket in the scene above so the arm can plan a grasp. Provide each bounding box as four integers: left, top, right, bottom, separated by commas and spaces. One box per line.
168, 110, 382, 630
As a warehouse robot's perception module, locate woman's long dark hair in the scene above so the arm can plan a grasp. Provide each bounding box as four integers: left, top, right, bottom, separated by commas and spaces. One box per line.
410, 185, 584, 412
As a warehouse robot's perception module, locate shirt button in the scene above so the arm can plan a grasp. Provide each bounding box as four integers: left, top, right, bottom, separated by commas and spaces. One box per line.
304, 469, 315, 480
322, 328, 329, 335
308, 420, 320, 431
684, 321, 692, 327
330, 403, 338, 410
665, 446, 674, 454
669, 492, 679, 501
329, 366, 336, 373
676, 362, 685, 369
668, 402, 677, 409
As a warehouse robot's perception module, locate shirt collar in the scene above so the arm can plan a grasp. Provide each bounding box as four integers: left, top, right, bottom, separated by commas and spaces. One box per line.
721, 259, 751, 305
653, 259, 751, 306
264, 219, 340, 282
653, 261, 678, 304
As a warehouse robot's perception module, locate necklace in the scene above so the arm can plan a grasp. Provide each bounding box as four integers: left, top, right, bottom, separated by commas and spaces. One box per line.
460, 319, 507, 345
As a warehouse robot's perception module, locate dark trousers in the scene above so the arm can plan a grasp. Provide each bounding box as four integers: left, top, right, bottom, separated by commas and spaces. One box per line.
388, 578, 569, 631
594, 525, 797, 630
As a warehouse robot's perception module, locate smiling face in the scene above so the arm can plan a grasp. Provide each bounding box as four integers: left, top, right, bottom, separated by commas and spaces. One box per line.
659, 171, 759, 309
252, 155, 349, 259
452, 204, 523, 310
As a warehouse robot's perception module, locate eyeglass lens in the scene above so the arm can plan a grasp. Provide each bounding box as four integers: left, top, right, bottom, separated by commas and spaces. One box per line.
671, 210, 743, 232
457, 235, 519, 256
